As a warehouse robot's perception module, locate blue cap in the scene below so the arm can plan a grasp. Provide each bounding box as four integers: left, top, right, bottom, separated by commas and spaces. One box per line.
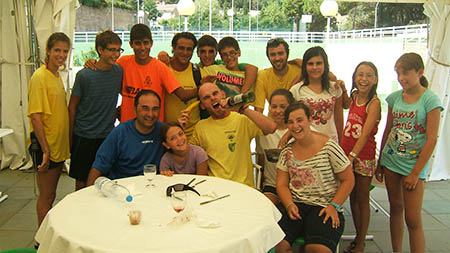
126, 195, 133, 202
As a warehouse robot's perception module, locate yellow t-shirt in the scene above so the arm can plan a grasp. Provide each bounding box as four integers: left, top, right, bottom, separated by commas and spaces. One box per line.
27, 65, 70, 162
201, 65, 246, 97
253, 64, 301, 109
190, 112, 263, 187
164, 63, 200, 139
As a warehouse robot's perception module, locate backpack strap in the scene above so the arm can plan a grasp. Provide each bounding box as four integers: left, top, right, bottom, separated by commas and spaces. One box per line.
191, 63, 210, 119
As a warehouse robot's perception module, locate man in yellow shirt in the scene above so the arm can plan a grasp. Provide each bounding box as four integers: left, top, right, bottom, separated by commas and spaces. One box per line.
164, 32, 201, 138
180, 82, 277, 187
253, 38, 302, 113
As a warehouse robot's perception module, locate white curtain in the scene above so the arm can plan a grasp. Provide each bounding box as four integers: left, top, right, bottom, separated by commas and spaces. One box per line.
425, 0, 450, 181
0, 0, 34, 170
34, 0, 78, 100
0, 0, 78, 171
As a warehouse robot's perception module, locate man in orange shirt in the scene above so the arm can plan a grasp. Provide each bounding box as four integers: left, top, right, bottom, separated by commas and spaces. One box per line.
117, 24, 197, 122
86, 24, 197, 122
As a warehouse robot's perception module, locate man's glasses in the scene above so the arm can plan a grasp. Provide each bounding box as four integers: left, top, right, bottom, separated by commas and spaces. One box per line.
220, 50, 238, 58
166, 183, 200, 197
105, 47, 124, 53
356, 72, 375, 79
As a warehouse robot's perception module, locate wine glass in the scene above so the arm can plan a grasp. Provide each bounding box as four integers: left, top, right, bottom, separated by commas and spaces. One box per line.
143, 164, 157, 187
170, 191, 186, 214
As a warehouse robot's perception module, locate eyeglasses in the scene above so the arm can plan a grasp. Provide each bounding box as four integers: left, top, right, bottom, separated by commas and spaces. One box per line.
166, 183, 200, 197
105, 47, 124, 53
356, 72, 375, 79
220, 50, 238, 58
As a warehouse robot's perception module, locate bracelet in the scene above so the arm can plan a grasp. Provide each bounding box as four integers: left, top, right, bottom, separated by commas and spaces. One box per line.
329, 201, 340, 210
238, 104, 249, 114
349, 151, 357, 159
286, 202, 295, 209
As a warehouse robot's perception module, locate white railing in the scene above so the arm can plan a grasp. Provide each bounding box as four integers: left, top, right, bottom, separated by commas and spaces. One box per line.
74, 24, 427, 44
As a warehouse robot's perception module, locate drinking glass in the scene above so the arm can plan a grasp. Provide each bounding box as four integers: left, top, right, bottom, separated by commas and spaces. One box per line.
170, 191, 186, 214
144, 164, 157, 187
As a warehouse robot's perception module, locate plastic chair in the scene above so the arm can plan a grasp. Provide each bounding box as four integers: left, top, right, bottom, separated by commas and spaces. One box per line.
0, 249, 37, 253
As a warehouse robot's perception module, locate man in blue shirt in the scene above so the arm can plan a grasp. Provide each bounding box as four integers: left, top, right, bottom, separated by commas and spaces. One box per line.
86, 90, 164, 185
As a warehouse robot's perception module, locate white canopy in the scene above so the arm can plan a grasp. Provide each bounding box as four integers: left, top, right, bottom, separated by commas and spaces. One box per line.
424, 0, 450, 180
0, 1, 449, 181
0, 0, 77, 170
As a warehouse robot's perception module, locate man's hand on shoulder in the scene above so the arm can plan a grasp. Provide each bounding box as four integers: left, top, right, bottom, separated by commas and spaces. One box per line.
157, 51, 171, 66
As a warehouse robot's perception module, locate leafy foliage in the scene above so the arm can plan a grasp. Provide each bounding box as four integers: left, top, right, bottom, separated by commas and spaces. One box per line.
73, 47, 98, 67
79, 0, 427, 31
143, 0, 162, 21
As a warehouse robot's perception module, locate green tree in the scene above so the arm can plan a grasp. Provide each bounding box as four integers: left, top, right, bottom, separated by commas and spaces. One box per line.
143, 0, 162, 21
188, 0, 228, 31
377, 3, 426, 27
258, 0, 289, 31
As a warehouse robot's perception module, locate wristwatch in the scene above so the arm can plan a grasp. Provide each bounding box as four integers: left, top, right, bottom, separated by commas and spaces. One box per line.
349, 151, 357, 159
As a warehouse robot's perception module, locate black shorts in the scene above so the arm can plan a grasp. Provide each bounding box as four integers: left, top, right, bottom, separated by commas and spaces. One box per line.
28, 132, 65, 170
69, 134, 105, 181
278, 202, 344, 252
262, 185, 278, 196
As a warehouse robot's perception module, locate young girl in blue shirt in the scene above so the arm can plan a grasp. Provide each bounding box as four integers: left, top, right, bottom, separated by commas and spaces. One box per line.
376, 53, 442, 253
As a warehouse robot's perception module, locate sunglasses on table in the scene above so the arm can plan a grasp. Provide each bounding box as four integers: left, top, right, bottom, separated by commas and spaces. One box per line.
166, 183, 200, 197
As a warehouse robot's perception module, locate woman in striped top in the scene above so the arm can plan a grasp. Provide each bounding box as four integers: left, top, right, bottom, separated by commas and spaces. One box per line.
275, 102, 354, 253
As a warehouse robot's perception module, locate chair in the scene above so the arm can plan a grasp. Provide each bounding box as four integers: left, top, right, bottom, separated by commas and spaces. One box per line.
0, 249, 37, 253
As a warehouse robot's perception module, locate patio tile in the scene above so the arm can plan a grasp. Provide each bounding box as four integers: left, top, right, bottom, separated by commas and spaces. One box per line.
433, 214, 450, 229
422, 200, 450, 214
370, 231, 410, 253
0, 199, 30, 227
0, 229, 35, 251
425, 230, 450, 251
0, 213, 38, 231
422, 214, 448, 230
0, 169, 26, 189
5, 186, 36, 200
17, 199, 36, 214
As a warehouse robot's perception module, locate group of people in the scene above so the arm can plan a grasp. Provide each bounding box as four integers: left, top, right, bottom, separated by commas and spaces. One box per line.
27, 22, 442, 253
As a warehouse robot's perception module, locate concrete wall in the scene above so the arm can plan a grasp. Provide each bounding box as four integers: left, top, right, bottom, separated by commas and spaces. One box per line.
76, 5, 137, 31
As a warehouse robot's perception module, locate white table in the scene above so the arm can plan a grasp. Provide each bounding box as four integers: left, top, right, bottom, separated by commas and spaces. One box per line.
0, 128, 13, 204
35, 175, 285, 253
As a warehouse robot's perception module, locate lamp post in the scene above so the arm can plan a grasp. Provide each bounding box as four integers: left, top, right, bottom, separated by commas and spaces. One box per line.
111, 0, 114, 31
209, 0, 212, 32
320, 0, 338, 43
227, 8, 234, 32
177, 0, 196, 31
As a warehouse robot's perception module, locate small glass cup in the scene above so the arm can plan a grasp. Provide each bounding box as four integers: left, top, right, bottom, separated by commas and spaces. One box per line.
170, 191, 186, 214
144, 164, 157, 187
128, 210, 142, 225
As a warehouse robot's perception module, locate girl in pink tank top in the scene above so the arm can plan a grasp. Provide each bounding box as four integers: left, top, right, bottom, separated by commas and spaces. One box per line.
341, 62, 381, 253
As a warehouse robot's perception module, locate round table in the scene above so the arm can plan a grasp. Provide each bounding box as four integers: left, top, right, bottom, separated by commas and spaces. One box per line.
35, 175, 284, 253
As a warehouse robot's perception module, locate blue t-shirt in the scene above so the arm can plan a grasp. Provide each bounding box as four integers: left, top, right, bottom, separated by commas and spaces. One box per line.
92, 120, 164, 180
72, 65, 123, 139
381, 89, 442, 179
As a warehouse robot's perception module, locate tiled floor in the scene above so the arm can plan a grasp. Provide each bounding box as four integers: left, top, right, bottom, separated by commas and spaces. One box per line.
1, 168, 450, 252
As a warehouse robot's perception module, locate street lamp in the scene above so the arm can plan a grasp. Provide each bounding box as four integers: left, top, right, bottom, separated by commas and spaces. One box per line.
227, 8, 234, 32
177, 0, 196, 31
320, 0, 338, 43
111, 0, 114, 31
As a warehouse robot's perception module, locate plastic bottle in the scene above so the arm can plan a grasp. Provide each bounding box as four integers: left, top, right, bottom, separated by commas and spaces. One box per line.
228, 91, 255, 107
94, 177, 133, 202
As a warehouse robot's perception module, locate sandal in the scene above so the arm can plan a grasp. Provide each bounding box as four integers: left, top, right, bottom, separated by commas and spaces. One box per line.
343, 241, 356, 253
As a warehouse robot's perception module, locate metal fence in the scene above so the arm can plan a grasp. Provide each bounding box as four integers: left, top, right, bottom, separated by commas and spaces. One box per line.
74, 24, 427, 44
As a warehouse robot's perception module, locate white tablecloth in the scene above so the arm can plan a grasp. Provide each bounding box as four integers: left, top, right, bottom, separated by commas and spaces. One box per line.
35, 175, 285, 253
